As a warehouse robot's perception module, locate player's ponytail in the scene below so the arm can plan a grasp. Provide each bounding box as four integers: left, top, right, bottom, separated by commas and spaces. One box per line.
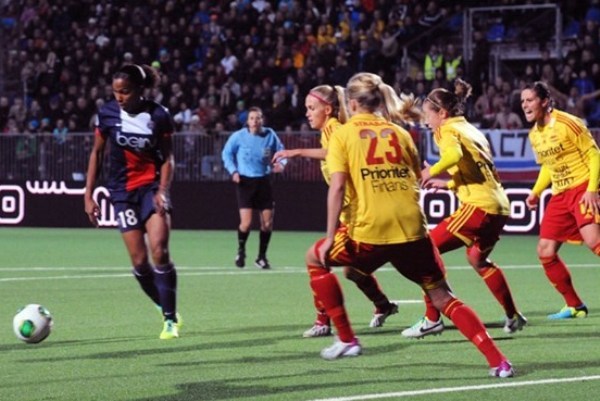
426, 78, 473, 117
395, 93, 422, 125
140, 64, 160, 89
346, 72, 422, 125
333, 85, 348, 124
308, 85, 348, 124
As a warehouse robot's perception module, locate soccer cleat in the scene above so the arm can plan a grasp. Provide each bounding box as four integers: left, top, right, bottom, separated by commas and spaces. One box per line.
155, 305, 183, 330
159, 319, 179, 340
254, 256, 270, 269
369, 302, 399, 328
235, 250, 245, 268
548, 304, 588, 319
489, 360, 515, 378
320, 337, 362, 360
503, 312, 527, 334
401, 316, 444, 339
174, 312, 183, 329
303, 324, 332, 338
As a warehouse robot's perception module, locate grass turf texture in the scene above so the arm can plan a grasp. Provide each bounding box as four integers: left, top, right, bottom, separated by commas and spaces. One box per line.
1, 227, 600, 401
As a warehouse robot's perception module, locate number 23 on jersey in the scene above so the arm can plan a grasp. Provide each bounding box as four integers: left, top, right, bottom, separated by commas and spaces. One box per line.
360, 128, 404, 165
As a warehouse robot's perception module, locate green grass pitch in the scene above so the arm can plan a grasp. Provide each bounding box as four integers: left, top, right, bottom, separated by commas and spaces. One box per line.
1, 227, 600, 401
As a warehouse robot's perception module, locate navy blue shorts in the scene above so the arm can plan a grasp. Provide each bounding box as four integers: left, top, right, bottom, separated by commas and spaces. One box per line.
110, 184, 160, 233
236, 176, 274, 210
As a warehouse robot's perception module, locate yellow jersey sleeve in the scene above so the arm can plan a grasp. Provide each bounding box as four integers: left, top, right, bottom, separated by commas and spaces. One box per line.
531, 165, 552, 196
586, 147, 600, 192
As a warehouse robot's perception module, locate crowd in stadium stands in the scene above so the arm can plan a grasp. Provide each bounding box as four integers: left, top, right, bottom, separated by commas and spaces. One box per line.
2, 0, 600, 139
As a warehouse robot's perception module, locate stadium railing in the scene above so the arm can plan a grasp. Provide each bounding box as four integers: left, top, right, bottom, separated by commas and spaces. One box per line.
2, 129, 600, 183
0, 130, 323, 183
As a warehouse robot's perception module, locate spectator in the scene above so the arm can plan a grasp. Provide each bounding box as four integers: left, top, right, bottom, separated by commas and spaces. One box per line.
173, 101, 193, 132
474, 84, 498, 128
220, 47, 238, 76
548, 83, 600, 121
419, 0, 443, 27
52, 118, 68, 145
354, 38, 378, 73
573, 69, 595, 96
267, 89, 292, 130
15, 124, 38, 179
492, 101, 524, 130
39, 118, 52, 135
424, 43, 443, 81
3, 0, 600, 163
0, 96, 10, 132
8, 97, 27, 129
470, 30, 490, 93
444, 43, 462, 82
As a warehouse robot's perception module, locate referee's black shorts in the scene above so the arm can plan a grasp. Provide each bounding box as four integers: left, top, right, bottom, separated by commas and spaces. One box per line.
236, 175, 274, 210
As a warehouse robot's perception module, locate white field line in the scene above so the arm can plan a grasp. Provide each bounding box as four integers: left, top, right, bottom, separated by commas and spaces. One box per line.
0, 263, 597, 271
0, 264, 596, 283
307, 375, 600, 401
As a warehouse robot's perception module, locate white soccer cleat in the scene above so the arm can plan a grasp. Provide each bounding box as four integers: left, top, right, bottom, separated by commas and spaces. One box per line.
503, 312, 527, 334
320, 336, 362, 360
401, 316, 444, 339
369, 302, 399, 328
489, 360, 515, 378
303, 324, 332, 338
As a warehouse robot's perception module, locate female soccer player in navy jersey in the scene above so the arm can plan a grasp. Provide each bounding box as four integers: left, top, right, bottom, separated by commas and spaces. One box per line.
84, 63, 181, 340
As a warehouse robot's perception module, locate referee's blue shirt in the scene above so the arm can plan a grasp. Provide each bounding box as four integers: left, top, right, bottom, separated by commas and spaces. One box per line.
222, 127, 287, 177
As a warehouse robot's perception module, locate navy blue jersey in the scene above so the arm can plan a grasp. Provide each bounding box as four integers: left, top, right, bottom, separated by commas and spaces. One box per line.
95, 99, 174, 195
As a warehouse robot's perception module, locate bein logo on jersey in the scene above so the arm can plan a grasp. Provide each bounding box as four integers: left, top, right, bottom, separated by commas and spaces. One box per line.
116, 131, 154, 150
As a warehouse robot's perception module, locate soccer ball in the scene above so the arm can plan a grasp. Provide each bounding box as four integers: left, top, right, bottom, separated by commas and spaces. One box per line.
13, 304, 53, 344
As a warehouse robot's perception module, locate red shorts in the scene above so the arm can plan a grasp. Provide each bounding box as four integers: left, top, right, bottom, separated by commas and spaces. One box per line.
430, 203, 508, 253
313, 227, 446, 290
540, 181, 600, 243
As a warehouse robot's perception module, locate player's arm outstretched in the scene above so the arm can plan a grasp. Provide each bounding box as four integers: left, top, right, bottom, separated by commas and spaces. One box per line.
273, 148, 327, 163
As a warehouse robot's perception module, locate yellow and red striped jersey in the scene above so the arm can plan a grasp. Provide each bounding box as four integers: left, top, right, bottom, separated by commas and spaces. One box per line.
432, 116, 509, 215
327, 113, 427, 244
529, 109, 599, 194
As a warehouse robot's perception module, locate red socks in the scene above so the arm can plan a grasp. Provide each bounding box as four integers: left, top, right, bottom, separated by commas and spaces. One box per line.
309, 267, 354, 342
423, 262, 518, 321
443, 298, 506, 368
423, 292, 441, 322
478, 264, 517, 317
540, 255, 584, 307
